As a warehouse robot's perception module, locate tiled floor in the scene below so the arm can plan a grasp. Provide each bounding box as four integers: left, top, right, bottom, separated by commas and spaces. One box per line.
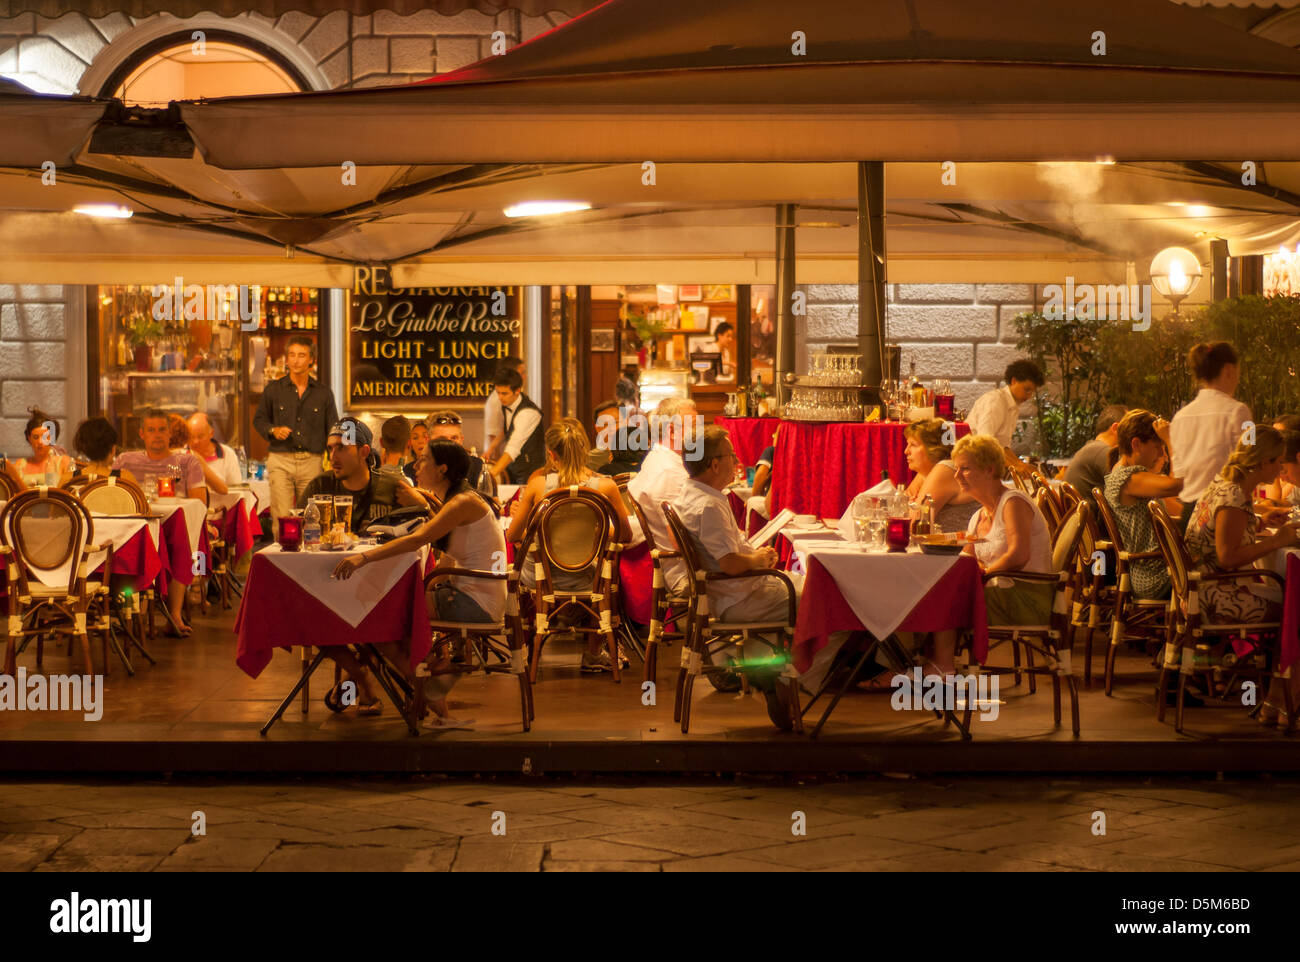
3, 773, 1299, 871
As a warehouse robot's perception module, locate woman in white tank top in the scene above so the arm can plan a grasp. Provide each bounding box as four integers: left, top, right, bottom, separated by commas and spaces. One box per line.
953, 434, 1054, 628
333, 439, 504, 729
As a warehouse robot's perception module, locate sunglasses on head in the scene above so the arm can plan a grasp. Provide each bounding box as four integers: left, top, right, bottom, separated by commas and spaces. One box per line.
431, 414, 462, 425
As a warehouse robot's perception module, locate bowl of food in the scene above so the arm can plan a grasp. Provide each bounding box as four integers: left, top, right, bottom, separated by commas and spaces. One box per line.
920, 541, 964, 555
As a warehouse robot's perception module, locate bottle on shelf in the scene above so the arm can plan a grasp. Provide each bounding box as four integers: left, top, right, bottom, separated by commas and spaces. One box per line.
909, 358, 926, 408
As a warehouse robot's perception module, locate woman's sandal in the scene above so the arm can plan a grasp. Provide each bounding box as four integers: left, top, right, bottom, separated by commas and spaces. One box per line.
1256, 704, 1284, 728
355, 697, 383, 716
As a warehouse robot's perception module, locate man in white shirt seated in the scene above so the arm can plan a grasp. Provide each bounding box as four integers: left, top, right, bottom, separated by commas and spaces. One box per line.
186, 412, 242, 487
628, 397, 698, 567
1170, 340, 1253, 533
967, 358, 1044, 473
672, 425, 801, 729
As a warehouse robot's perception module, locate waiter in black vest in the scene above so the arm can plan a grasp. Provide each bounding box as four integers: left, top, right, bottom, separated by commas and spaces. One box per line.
490, 365, 545, 485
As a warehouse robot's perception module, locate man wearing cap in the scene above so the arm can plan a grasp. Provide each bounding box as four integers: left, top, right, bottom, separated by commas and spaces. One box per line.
298, 417, 427, 533
254, 335, 337, 528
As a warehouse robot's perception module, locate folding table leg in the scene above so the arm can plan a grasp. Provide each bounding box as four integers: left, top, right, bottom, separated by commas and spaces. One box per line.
357, 644, 419, 736
808, 646, 875, 740
262, 648, 328, 735
300, 648, 311, 713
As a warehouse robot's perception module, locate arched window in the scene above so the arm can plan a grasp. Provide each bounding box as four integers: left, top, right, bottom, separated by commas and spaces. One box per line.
99, 32, 309, 104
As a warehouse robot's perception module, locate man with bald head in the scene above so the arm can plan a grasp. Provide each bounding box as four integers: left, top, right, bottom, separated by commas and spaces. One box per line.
187, 412, 242, 487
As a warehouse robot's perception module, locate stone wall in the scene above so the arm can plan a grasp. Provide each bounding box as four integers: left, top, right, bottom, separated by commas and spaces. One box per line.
803, 283, 1039, 415
0, 285, 74, 455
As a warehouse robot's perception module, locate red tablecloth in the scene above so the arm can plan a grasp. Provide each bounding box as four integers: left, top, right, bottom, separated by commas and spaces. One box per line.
235, 552, 432, 678
221, 500, 257, 559
714, 416, 780, 466
618, 540, 654, 625
771, 420, 971, 519
792, 553, 989, 673
155, 508, 209, 592
1281, 553, 1300, 672
726, 489, 749, 530
104, 525, 163, 591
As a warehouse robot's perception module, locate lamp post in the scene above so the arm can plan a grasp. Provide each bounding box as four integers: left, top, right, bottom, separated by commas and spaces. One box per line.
1149, 246, 1203, 317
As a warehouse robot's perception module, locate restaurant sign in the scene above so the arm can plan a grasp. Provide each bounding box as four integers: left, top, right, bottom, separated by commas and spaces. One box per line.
347, 267, 520, 409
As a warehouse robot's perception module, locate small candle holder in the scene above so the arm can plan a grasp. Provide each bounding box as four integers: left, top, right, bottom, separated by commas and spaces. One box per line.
156, 476, 175, 498
277, 515, 303, 552
935, 394, 955, 420
886, 517, 911, 552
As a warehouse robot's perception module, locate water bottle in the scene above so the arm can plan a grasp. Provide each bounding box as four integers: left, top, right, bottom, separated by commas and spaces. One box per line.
236, 446, 248, 481
303, 499, 321, 548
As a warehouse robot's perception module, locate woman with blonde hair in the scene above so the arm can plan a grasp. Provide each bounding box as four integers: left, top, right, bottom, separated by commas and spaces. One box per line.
903, 417, 977, 533
1184, 425, 1300, 724
506, 418, 633, 673
955, 432, 1054, 623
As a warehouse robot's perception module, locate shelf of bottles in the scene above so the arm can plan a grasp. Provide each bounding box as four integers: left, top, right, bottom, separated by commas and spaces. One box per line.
257, 286, 320, 332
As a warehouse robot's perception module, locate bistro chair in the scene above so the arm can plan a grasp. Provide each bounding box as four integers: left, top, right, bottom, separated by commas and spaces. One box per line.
1034, 486, 1062, 545
0, 487, 118, 678
625, 494, 687, 685
660, 502, 802, 734
1092, 487, 1170, 696
1147, 501, 1288, 733
1070, 490, 1116, 688
611, 476, 649, 666
421, 563, 532, 732
79, 476, 149, 515
77, 475, 157, 647
0, 470, 21, 501
971, 500, 1088, 735
519, 486, 624, 684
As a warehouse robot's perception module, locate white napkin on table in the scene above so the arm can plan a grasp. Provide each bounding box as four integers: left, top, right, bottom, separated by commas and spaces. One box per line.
837, 479, 899, 541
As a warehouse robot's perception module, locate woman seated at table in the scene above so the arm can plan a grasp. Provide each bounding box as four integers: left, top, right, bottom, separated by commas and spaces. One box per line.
955, 432, 1055, 626
904, 418, 978, 534
1183, 426, 1300, 723
506, 419, 633, 672
1262, 414, 1300, 507
333, 440, 505, 729
14, 407, 74, 487
71, 416, 138, 484
1102, 410, 1182, 601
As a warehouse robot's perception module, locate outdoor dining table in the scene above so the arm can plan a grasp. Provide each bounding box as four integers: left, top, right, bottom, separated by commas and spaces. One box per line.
210, 489, 259, 560
770, 420, 971, 519
785, 527, 989, 736
235, 543, 432, 735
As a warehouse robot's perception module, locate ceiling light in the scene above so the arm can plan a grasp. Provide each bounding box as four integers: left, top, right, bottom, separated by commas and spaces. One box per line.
73, 204, 132, 219
503, 201, 591, 218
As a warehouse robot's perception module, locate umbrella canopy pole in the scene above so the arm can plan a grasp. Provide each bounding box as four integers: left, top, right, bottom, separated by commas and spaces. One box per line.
858, 161, 886, 411
774, 203, 797, 407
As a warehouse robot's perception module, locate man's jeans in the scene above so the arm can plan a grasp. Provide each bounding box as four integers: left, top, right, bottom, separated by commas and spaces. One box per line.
267, 451, 323, 526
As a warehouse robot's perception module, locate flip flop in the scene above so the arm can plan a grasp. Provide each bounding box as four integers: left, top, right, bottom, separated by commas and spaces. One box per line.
355, 697, 383, 716
423, 715, 475, 731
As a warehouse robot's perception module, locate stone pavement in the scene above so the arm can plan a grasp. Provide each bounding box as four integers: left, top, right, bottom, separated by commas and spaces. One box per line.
3, 773, 1300, 871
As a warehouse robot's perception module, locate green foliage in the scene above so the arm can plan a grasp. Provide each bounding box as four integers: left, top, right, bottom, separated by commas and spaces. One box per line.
1198, 295, 1300, 421
1012, 295, 1300, 458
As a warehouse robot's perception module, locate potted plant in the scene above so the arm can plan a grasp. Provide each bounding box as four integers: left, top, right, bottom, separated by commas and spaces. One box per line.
127, 313, 164, 372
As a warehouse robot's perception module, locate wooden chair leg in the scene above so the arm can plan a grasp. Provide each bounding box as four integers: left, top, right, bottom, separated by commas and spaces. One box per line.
1104, 632, 1121, 697
1068, 675, 1081, 735
1175, 669, 1189, 733
680, 673, 696, 734
1011, 640, 1022, 687
1052, 673, 1062, 727
1025, 644, 1037, 694
1082, 625, 1093, 688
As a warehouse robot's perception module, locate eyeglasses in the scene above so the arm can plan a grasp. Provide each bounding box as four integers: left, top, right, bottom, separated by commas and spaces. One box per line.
431, 414, 462, 425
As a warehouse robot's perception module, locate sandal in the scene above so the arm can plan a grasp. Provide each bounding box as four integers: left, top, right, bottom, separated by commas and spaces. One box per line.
162, 621, 192, 638
355, 697, 383, 716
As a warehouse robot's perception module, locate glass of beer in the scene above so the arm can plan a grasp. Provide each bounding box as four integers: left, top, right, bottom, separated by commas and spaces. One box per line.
333, 495, 353, 534
311, 495, 334, 532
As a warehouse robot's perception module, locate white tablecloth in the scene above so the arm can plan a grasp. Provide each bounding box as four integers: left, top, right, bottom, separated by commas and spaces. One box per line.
211, 489, 258, 516
83, 516, 161, 575
790, 538, 963, 640
244, 480, 271, 514
260, 543, 429, 628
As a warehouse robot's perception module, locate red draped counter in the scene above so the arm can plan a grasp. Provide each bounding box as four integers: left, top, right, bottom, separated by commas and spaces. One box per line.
771, 420, 970, 519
